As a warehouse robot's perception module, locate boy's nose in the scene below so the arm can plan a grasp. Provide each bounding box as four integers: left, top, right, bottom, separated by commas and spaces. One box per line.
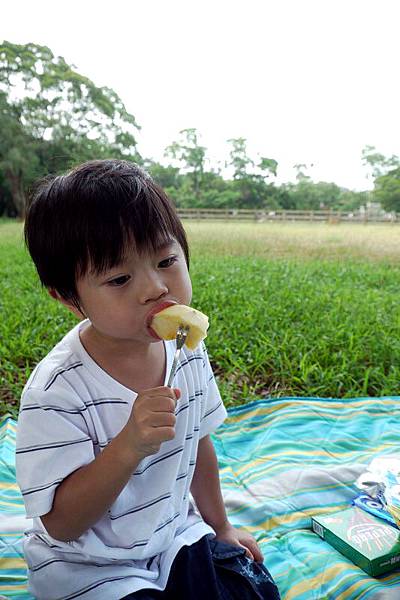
140, 272, 168, 304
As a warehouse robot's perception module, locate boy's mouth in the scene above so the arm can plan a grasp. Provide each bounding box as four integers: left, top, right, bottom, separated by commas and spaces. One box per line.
146, 300, 177, 339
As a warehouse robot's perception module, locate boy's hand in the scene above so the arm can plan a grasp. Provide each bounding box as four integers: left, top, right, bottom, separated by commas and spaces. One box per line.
214, 521, 264, 563
126, 386, 181, 459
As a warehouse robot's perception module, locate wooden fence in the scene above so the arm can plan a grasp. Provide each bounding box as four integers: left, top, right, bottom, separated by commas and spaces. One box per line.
176, 208, 399, 223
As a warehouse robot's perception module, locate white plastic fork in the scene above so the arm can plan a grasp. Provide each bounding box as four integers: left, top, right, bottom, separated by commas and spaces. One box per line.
167, 325, 189, 387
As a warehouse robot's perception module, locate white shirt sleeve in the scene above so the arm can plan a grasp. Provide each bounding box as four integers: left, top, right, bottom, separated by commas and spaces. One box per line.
16, 386, 95, 518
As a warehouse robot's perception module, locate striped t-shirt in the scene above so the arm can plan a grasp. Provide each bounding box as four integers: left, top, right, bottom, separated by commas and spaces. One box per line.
16, 319, 227, 600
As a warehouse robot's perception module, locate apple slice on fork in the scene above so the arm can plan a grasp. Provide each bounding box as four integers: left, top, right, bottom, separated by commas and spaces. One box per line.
150, 304, 209, 350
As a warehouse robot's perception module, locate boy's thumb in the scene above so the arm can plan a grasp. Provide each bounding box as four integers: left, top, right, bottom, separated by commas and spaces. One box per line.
173, 388, 181, 400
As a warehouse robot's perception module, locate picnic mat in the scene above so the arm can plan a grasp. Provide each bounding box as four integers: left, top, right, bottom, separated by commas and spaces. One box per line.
2, 396, 400, 599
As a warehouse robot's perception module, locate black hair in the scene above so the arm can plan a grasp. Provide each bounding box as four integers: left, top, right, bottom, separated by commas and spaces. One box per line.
24, 159, 189, 311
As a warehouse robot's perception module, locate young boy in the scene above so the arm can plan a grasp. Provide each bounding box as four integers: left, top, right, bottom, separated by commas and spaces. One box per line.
16, 160, 280, 600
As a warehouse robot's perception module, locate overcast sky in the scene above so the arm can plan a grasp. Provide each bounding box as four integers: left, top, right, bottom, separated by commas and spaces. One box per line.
2, 0, 400, 190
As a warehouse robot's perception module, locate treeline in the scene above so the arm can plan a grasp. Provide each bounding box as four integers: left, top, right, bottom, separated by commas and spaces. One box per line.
145, 134, 371, 212
1, 41, 399, 218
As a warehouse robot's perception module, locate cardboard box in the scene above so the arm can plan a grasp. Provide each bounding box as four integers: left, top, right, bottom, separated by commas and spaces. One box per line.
312, 506, 400, 576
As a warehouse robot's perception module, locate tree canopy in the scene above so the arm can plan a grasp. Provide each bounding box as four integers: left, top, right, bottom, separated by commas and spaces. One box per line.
362, 146, 400, 212
0, 41, 397, 217
0, 41, 141, 216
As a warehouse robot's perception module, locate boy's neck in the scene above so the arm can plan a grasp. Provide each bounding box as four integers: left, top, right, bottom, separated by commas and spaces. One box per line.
79, 323, 166, 392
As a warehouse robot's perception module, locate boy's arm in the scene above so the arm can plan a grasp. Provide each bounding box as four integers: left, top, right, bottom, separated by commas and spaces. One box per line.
41, 386, 179, 541
41, 427, 142, 541
190, 435, 229, 531
190, 434, 264, 562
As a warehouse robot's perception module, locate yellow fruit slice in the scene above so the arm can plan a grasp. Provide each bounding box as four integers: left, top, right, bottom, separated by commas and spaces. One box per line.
150, 304, 209, 350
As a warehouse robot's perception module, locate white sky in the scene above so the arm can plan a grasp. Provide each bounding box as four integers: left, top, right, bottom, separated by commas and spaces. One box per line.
2, 0, 400, 190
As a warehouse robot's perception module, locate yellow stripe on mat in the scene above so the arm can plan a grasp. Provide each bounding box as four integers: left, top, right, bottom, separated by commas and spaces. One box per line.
0, 557, 27, 569
282, 562, 360, 600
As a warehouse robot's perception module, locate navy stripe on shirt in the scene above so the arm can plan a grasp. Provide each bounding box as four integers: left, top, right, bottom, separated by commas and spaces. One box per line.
203, 400, 224, 420
174, 354, 204, 375
21, 478, 64, 497
110, 492, 172, 521
16, 437, 92, 454
44, 362, 83, 391
20, 398, 128, 414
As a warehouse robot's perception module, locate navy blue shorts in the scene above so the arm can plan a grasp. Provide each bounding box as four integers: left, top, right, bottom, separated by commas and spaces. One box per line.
121, 534, 280, 599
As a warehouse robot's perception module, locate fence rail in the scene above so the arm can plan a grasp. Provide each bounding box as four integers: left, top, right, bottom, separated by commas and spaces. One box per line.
176, 208, 399, 223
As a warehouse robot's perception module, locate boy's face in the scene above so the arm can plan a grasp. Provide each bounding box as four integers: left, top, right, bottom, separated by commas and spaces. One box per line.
64, 239, 192, 347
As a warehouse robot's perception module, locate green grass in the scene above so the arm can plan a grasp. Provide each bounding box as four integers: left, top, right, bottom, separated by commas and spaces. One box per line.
1, 220, 400, 417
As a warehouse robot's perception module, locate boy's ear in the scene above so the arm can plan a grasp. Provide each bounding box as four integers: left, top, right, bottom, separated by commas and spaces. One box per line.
48, 289, 84, 319
48, 289, 59, 301
48, 288, 67, 305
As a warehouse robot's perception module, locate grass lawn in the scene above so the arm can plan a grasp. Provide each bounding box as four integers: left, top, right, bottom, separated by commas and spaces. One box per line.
1, 219, 400, 417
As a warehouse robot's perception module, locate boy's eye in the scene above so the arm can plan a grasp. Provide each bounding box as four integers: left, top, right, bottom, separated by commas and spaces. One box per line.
159, 256, 177, 268
108, 275, 130, 287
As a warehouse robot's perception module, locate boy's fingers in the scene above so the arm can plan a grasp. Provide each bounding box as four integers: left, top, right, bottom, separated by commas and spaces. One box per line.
144, 386, 178, 395
244, 547, 254, 561
243, 539, 264, 563
254, 547, 264, 563
251, 546, 264, 563
144, 386, 181, 404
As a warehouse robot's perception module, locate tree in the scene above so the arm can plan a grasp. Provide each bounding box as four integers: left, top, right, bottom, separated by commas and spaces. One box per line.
0, 90, 41, 216
164, 128, 206, 198
0, 41, 141, 216
258, 156, 278, 178
144, 161, 182, 191
293, 163, 313, 182
226, 138, 278, 208
227, 138, 278, 182
227, 138, 253, 180
362, 145, 400, 180
143, 161, 185, 206
374, 167, 400, 212
361, 146, 400, 212
0, 167, 14, 216
283, 180, 345, 211
338, 189, 371, 211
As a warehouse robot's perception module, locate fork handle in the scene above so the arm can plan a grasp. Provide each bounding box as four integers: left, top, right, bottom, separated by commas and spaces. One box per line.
167, 347, 182, 387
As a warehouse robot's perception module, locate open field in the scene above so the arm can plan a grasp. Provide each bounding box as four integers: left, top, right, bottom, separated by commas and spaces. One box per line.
1, 220, 400, 416
184, 221, 400, 262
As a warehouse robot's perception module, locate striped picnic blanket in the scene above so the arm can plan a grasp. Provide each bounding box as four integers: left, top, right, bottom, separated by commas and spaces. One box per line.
213, 397, 400, 599
0, 417, 28, 599
1, 397, 400, 599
